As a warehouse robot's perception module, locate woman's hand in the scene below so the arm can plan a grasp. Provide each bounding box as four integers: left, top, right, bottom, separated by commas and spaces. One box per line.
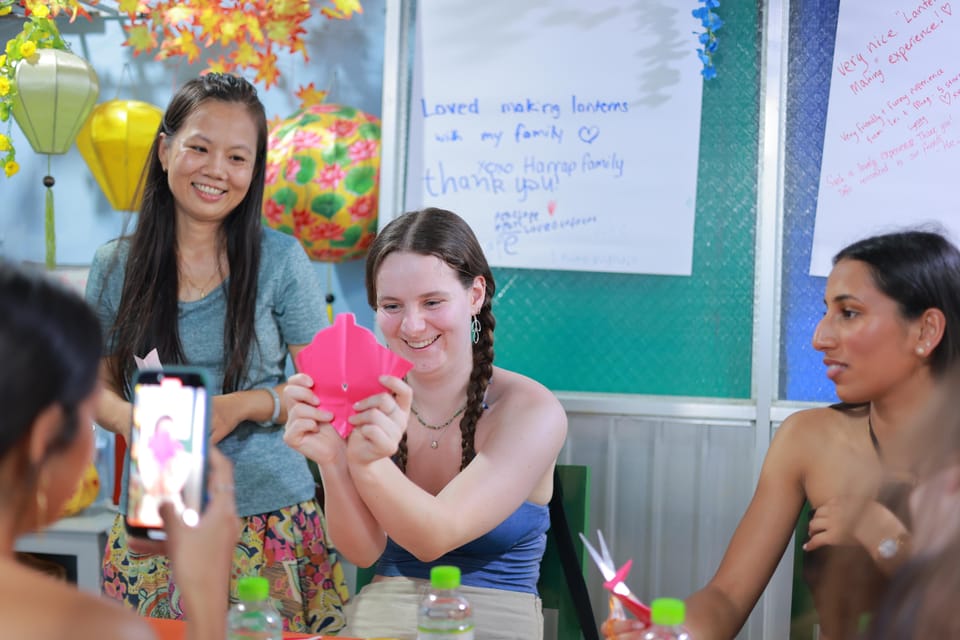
209, 394, 243, 444
804, 495, 871, 551
345, 375, 413, 466
283, 372, 346, 465
602, 617, 648, 639
161, 448, 240, 619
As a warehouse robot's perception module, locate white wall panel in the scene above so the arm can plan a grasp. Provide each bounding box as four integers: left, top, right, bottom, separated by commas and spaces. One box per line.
562, 410, 795, 640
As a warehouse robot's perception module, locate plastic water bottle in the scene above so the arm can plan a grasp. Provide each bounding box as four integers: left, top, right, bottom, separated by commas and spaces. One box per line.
228, 576, 283, 640
417, 565, 474, 639
642, 598, 692, 640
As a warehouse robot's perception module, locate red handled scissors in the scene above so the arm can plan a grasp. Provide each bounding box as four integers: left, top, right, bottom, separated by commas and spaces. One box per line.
579, 530, 651, 625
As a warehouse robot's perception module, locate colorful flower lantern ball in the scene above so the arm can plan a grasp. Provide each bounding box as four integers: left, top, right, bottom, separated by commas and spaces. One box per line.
263, 104, 381, 262
76, 99, 164, 211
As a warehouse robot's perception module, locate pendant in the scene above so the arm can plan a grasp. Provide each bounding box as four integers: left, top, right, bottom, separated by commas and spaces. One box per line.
431, 440, 439, 449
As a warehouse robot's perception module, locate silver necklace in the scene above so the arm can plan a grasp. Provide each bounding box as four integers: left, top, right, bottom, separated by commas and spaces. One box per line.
411, 402, 467, 449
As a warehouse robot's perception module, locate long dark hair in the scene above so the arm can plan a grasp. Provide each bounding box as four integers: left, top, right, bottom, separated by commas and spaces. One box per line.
0, 261, 102, 487
365, 208, 495, 472
106, 73, 268, 396
834, 230, 960, 377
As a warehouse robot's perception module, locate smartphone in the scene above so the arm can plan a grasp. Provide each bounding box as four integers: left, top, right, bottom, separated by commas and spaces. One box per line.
125, 367, 212, 540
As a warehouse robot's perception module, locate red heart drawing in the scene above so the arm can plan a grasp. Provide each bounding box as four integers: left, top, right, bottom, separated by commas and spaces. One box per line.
547, 200, 557, 215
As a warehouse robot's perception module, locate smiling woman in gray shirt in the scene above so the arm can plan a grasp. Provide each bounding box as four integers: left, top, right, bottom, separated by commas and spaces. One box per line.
85, 73, 347, 634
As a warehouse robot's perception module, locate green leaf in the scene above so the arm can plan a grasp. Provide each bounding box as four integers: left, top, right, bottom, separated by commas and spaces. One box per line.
310, 193, 346, 219
294, 155, 317, 184
331, 225, 363, 247
344, 166, 376, 195
321, 143, 350, 166
358, 123, 381, 140
273, 187, 299, 209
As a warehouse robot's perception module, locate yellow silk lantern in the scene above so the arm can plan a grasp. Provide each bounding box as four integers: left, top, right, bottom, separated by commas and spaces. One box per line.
263, 103, 381, 263
11, 48, 99, 268
76, 100, 163, 211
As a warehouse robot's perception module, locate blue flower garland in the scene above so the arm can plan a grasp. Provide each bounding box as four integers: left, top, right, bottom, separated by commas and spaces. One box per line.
692, 0, 723, 80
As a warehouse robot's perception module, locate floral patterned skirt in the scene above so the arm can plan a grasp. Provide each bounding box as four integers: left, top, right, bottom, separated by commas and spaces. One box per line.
101, 498, 348, 634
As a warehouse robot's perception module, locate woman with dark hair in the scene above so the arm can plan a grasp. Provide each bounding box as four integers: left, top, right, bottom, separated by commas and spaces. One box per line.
0, 261, 239, 640
86, 73, 347, 633
602, 230, 960, 640
284, 207, 568, 639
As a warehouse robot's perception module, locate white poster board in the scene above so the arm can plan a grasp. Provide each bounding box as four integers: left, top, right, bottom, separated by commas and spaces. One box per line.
811, 0, 960, 276
404, 0, 705, 275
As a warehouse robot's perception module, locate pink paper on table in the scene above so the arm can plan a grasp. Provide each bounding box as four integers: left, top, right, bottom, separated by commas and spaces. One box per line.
295, 313, 413, 438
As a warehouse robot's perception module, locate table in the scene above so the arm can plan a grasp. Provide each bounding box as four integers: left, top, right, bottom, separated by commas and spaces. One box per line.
148, 618, 361, 639
15, 502, 116, 594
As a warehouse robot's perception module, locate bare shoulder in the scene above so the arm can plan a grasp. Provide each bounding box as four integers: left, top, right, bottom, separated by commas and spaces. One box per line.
489, 367, 565, 414
0, 564, 154, 640
775, 404, 860, 446
485, 367, 567, 440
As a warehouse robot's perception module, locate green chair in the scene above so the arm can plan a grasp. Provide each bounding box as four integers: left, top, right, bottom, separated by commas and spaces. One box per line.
790, 502, 819, 640
540, 464, 594, 640
352, 464, 595, 640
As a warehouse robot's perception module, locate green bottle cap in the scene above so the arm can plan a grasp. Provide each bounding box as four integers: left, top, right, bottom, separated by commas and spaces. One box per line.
650, 597, 685, 626
429, 565, 462, 590
237, 576, 270, 602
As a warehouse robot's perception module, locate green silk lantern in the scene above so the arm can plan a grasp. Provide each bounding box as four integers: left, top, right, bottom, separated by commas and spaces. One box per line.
76, 100, 163, 212
11, 48, 99, 268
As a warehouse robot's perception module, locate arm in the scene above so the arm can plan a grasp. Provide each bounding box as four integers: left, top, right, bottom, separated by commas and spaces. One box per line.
94, 358, 132, 441
681, 414, 810, 640
209, 344, 308, 443
347, 371, 568, 561
805, 492, 910, 576
283, 372, 387, 567
162, 448, 240, 640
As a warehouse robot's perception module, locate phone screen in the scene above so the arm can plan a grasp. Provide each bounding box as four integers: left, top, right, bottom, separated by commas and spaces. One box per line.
125, 369, 209, 540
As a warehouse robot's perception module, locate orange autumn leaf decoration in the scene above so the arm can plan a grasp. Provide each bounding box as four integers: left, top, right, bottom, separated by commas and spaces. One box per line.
120, 0, 362, 89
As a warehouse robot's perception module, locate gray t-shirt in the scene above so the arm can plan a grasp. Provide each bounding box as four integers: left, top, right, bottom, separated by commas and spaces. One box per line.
86, 227, 325, 516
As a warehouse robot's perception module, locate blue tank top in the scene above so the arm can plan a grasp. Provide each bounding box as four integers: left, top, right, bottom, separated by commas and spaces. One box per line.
375, 501, 549, 594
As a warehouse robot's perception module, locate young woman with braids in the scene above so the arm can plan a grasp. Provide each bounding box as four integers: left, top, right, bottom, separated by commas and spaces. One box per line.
284, 207, 568, 639
85, 73, 347, 633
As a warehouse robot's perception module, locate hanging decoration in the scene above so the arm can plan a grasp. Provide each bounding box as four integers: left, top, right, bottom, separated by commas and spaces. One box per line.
262, 99, 381, 323
262, 101, 381, 263
76, 99, 163, 211
3, 2, 99, 269
119, 0, 363, 89
0, 0, 90, 179
692, 0, 723, 80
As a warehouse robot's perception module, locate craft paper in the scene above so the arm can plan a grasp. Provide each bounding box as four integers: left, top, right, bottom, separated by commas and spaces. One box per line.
135, 348, 162, 370
295, 313, 413, 438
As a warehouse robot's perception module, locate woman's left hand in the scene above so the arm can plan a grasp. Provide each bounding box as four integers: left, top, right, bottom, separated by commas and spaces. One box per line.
346, 375, 413, 466
804, 495, 873, 550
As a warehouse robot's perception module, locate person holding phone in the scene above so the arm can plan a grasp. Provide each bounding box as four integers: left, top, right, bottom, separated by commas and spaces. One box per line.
284, 208, 568, 639
85, 73, 347, 633
0, 261, 240, 640
602, 230, 960, 640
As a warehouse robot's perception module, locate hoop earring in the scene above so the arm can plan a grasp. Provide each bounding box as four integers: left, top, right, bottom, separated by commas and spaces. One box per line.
470, 315, 481, 344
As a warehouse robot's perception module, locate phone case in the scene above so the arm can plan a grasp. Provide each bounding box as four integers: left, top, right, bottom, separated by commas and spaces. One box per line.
124, 366, 212, 540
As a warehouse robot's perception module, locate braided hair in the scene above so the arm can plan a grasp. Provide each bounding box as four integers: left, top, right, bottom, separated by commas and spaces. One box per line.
365, 208, 495, 473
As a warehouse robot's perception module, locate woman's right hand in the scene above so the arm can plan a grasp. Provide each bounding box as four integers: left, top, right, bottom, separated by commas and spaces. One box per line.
283, 372, 346, 465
